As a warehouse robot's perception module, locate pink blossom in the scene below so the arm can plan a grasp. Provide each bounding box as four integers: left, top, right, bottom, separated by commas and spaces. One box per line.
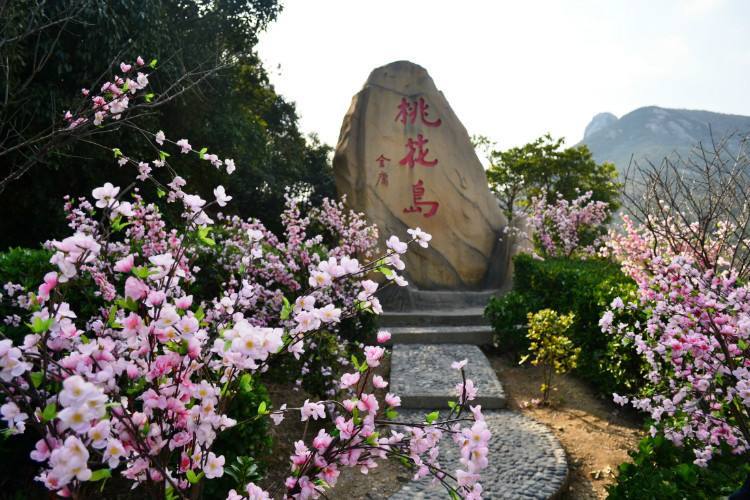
37, 272, 58, 300
175, 295, 193, 309
385, 393, 401, 407
451, 358, 467, 370
124, 276, 149, 301
176, 139, 192, 154
407, 227, 432, 248
386, 235, 408, 254
372, 375, 388, 389
376, 330, 391, 343
92, 182, 120, 209
364, 345, 385, 367
357, 393, 379, 414
213, 185, 232, 207
340, 372, 360, 389
300, 400, 325, 421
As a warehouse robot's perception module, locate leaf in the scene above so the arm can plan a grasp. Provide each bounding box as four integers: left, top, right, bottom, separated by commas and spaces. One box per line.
198, 147, 208, 159
89, 469, 111, 482
107, 305, 118, 327
116, 297, 138, 312
195, 307, 205, 321
425, 411, 439, 424
186, 469, 204, 484
132, 266, 151, 279
280, 296, 292, 321
377, 266, 393, 278
111, 215, 131, 232
144, 92, 154, 103
30, 371, 44, 388
257, 401, 267, 415
165, 485, 177, 500
158, 150, 170, 161
28, 316, 53, 334
314, 478, 331, 489
112, 148, 122, 158
41, 402, 57, 422
197, 226, 215, 246
149, 58, 158, 68
156, 188, 166, 198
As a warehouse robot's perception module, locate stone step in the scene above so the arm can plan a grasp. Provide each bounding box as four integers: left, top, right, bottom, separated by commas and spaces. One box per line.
389, 344, 506, 409
379, 287, 501, 312
388, 410, 569, 499
382, 325, 493, 345
379, 308, 488, 328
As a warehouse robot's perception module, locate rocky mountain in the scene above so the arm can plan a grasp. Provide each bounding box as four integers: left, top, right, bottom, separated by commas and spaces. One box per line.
579, 106, 750, 172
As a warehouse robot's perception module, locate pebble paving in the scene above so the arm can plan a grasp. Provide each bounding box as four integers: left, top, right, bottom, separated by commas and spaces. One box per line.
386, 306, 569, 499
388, 410, 568, 499
390, 344, 506, 409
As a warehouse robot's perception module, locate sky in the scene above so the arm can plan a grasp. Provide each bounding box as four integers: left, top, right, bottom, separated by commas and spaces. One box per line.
257, 0, 750, 151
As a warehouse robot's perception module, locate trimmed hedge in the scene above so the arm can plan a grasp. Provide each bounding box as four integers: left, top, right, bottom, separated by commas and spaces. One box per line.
486, 253, 647, 396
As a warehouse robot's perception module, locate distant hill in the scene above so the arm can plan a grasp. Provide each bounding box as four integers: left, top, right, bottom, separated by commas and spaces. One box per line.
579, 106, 750, 172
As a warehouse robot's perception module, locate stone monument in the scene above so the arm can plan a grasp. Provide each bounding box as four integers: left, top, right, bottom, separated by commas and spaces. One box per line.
333, 60, 509, 293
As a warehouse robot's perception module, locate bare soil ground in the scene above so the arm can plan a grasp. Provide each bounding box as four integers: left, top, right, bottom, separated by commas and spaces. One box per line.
487, 352, 643, 499
260, 356, 406, 499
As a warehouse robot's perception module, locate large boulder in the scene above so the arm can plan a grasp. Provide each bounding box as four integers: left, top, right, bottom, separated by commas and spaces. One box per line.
333, 60, 509, 290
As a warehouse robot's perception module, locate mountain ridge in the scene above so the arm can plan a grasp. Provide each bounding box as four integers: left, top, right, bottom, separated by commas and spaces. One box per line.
579, 106, 750, 171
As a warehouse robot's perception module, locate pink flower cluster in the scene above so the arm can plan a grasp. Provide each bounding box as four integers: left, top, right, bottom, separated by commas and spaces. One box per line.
0, 58, 490, 499
64, 56, 151, 129
603, 218, 750, 466
529, 191, 609, 258
258, 340, 489, 499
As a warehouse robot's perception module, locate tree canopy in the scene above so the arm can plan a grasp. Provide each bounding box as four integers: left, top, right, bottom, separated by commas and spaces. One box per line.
0, 0, 334, 249
484, 134, 621, 222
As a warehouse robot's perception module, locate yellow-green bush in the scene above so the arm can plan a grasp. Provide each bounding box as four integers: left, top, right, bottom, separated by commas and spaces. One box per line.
522, 309, 580, 403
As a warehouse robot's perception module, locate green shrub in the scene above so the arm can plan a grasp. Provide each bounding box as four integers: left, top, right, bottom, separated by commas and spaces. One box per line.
607, 434, 749, 499
486, 254, 647, 396
204, 374, 273, 498
0, 247, 53, 287
0, 248, 54, 494
1, 247, 107, 345
485, 290, 539, 356
522, 309, 580, 403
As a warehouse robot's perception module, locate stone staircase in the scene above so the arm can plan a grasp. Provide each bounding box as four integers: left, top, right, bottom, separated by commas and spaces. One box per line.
381, 308, 493, 345
385, 294, 568, 499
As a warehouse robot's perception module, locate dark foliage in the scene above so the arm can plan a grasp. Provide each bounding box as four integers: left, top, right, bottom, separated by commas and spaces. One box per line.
607, 434, 749, 499
0, 0, 335, 249
485, 254, 647, 396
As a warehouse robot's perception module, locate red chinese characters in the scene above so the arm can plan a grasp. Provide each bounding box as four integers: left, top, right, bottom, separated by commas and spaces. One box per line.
377, 171, 389, 186
403, 179, 439, 218
387, 97, 441, 218
399, 134, 437, 168
375, 154, 390, 187
376, 154, 390, 168
394, 97, 442, 127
